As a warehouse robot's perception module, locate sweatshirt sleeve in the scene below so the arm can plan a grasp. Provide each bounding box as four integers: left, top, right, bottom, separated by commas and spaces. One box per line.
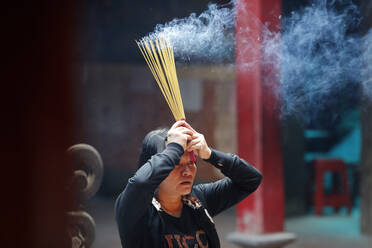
114, 142, 184, 239
194, 149, 262, 217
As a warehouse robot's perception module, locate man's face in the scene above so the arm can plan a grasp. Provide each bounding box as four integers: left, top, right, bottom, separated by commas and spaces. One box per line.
158, 151, 197, 197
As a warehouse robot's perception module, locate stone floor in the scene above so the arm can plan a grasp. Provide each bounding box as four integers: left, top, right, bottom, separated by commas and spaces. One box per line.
87, 196, 371, 248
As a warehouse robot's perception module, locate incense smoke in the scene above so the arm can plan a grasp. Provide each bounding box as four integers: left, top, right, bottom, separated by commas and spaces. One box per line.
362, 30, 372, 99
269, 0, 364, 122
145, 0, 372, 124
148, 3, 235, 62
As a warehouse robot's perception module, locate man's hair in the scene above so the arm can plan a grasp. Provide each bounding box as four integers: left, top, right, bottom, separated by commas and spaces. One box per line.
138, 128, 168, 168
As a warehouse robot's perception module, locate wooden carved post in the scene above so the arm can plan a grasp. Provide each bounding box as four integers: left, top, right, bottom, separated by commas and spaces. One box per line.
66, 144, 104, 248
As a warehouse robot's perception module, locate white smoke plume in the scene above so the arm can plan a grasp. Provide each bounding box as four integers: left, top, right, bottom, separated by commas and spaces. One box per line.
142, 0, 372, 123
362, 30, 372, 99
272, 0, 363, 122
147, 3, 235, 62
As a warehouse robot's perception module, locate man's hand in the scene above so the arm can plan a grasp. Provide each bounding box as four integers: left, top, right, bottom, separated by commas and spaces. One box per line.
166, 120, 193, 151
183, 122, 212, 160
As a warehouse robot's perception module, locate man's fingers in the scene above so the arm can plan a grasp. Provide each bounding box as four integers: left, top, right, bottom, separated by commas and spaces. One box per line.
188, 138, 201, 147
170, 121, 198, 137
188, 143, 202, 152
168, 121, 205, 152
182, 121, 197, 133
170, 120, 186, 130
187, 138, 201, 151
173, 126, 193, 135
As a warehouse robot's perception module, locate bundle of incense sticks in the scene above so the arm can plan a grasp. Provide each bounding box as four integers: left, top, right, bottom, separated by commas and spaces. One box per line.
137, 37, 196, 162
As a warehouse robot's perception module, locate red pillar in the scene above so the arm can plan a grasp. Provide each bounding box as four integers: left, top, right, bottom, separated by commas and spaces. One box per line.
236, 0, 284, 234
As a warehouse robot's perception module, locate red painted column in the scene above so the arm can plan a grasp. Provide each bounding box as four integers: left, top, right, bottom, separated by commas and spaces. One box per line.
236, 0, 284, 234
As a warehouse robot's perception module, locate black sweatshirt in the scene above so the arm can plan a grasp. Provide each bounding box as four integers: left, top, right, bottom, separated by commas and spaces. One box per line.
115, 143, 262, 248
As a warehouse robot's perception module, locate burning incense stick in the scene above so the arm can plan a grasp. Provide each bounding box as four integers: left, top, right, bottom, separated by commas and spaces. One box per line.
137, 38, 185, 121
136, 37, 195, 162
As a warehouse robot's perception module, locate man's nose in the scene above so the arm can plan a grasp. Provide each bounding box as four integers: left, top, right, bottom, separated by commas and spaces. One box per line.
181, 164, 192, 176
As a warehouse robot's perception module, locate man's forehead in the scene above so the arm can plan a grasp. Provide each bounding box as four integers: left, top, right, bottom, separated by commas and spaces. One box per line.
180, 152, 192, 163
